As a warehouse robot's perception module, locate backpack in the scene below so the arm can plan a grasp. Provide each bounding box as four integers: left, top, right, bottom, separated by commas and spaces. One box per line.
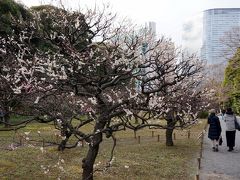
234, 116, 240, 131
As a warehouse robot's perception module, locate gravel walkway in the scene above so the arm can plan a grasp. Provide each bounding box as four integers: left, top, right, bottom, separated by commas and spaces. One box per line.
200, 116, 240, 180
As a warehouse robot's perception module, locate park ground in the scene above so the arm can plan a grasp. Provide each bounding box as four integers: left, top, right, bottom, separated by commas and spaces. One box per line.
0, 118, 206, 180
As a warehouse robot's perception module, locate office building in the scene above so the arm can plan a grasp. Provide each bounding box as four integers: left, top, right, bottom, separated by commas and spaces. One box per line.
145, 21, 156, 38
201, 8, 240, 64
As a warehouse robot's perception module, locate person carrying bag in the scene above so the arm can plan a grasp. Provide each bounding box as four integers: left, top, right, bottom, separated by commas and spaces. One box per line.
224, 108, 237, 151
208, 109, 222, 152
219, 135, 223, 146
234, 115, 240, 131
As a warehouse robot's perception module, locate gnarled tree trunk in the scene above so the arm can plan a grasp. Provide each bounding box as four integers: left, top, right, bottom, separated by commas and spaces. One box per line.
82, 142, 100, 180
165, 111, 176, 146
58, 131, 72, 151
166, 127, 174, 146
82, 117, 106, 180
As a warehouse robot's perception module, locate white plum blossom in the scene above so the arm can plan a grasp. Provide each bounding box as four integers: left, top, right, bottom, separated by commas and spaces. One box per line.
24, 131, 31, 135
59, 166, 64, 172
34, 96, 40, 104
148, 97, 159, 108
56, 119, 62, 124
12, 87, 22, 94
8, 143, 17, 150
108, 156, 115, 165
105, 94, 113, 102
88, 97, 97, 105
40, 147, 44, 153
77, 141, 82, 147
123, 108, 133, 116
93, 161, 102, 168
61, 136, 66, 140
95, 129, 101, 134
118, 99, 123, 103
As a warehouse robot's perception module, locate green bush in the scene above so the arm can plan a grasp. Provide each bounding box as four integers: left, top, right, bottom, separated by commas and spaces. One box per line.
197, 111, 208, 119
0, 0, 32, 35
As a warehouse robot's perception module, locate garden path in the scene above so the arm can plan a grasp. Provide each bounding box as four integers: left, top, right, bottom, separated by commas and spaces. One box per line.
199, 116, 240, 180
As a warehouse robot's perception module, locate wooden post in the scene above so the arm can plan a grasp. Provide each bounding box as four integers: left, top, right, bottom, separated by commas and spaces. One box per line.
134, 131, 137, 139
188, 130, 190, 139
157, 135, 160, 142
152, 131, 154, 137
197, 157, 201, 169
173, 133, 176, 140
195, 174, 199, 180
20, 136, 23, 146
138, 136, 140, 144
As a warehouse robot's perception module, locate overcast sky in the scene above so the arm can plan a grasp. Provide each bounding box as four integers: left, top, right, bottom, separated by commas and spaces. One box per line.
19, 0, 240, 53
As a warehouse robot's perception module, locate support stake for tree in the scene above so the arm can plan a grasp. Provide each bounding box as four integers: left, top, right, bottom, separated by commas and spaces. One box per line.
157, 135, 160, 142
195, 174, 199, 180
173, 133, 176, 140
134, 131, 137, 139
188, 130, 191, 139
152, 131, 154, 137
201, 131, 204, 143
20, 136, 23, 146
138, 136, 140, 144
56, 135, 59, 143
197, 157, 201, 169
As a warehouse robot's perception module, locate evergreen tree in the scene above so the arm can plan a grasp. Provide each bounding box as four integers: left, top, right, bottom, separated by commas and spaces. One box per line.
0, 0, 32, 36
224, 48, 240, 114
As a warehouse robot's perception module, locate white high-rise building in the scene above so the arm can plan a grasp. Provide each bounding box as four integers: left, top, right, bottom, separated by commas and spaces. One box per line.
201, 8, 240, 65
145, 21, 156, 39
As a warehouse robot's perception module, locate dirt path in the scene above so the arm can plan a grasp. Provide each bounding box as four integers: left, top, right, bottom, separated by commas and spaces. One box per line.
199, 116, 240, 180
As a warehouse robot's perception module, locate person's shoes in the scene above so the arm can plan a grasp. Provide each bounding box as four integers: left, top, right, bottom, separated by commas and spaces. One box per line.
212, 147, 216, 151
215, 148, 219, 152
228, 147, 233, 152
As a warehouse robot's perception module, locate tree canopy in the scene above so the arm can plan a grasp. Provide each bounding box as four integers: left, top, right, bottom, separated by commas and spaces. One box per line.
224, 48, 240, 114
0, 1, 207, 179
0, 0, 32, 35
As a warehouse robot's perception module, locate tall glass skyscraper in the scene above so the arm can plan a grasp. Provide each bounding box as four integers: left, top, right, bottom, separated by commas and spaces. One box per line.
201, 8, 240, 64
145, 21, 156, 38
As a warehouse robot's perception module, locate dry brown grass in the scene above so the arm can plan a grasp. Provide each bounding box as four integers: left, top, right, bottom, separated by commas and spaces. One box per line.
0, 119, 207, 179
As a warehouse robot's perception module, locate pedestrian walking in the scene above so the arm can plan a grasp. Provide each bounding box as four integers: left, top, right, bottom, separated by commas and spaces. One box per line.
224, 107, 237, 151
220, 109, 226, 121
208, 109, 222, 152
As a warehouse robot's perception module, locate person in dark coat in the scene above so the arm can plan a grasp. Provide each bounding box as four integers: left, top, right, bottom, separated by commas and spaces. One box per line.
208, 109, 222, 152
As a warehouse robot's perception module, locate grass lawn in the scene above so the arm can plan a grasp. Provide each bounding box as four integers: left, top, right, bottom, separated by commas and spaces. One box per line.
0, 119, 206, 180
